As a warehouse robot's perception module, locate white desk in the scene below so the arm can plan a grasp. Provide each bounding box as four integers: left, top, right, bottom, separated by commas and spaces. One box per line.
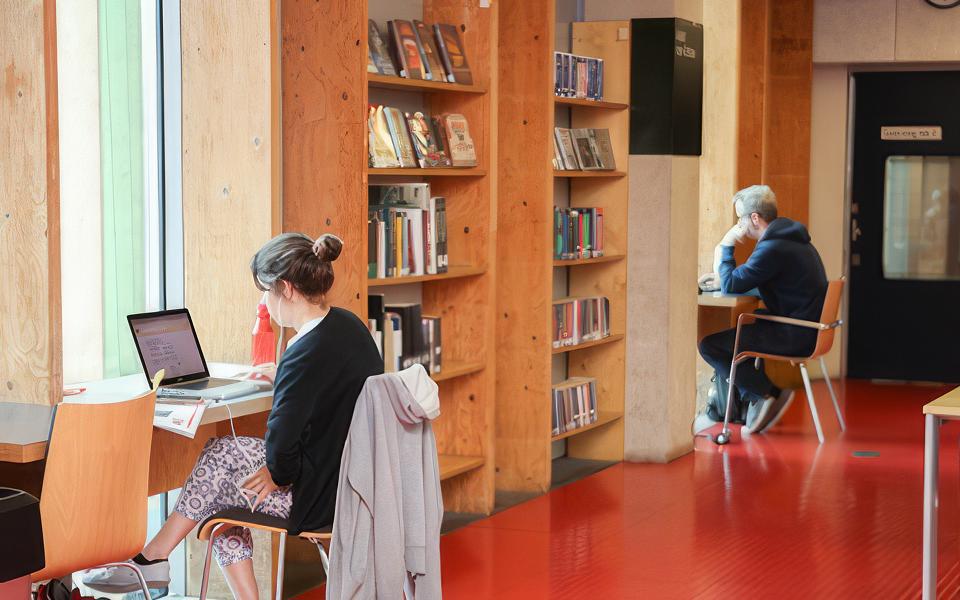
922, 387, 960, 600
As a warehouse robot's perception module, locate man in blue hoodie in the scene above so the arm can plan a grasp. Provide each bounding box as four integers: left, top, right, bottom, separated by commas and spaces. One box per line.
697, 185, 828, 435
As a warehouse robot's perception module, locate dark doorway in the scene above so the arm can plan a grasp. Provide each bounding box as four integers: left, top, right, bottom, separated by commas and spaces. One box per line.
849, 71, 960, 382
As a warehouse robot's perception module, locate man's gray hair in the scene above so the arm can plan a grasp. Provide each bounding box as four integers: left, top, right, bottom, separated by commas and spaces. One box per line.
733, 184, 778, 222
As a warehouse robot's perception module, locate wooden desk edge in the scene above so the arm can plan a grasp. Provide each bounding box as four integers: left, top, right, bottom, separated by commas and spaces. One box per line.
923, 386, 960, 416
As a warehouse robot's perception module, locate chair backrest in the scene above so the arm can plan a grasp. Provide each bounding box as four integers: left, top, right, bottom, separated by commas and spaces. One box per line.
809, 278, 845, 359
32, 388, 157, 581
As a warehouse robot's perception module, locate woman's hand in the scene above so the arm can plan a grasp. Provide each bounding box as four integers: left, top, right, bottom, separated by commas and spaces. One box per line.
241, 466, 280, 510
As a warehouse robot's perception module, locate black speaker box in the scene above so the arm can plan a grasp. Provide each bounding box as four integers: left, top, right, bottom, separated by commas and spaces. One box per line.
629, 18, 703, 156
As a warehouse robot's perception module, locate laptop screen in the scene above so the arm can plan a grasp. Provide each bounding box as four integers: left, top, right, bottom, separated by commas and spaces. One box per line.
128, 310, 209, 384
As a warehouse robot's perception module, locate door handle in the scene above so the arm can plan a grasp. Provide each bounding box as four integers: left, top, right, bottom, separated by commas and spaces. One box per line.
851, 217, 862, 242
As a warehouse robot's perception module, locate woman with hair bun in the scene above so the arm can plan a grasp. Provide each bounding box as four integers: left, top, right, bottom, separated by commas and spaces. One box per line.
84, 233, 383, 600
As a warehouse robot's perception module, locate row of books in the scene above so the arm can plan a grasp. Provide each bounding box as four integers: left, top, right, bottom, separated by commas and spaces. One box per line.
554, 52, 604, 100
554, 207, 604, 260
368, 106, 477, 169
368, 19, 473, 85
552, 377, 599, 437
368, 296, 442, 375
553, 128, 616, 171
368, 184, 448, 278
552, 296, 611, 348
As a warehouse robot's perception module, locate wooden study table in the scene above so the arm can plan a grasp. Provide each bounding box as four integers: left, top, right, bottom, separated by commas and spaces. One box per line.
922, 387, 960, 600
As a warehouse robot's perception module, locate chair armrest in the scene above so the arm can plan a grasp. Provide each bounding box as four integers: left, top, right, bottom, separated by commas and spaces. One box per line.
747, 313, 842, 331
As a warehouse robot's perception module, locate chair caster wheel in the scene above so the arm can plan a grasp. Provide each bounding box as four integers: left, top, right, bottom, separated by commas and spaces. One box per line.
713, 431, 730, 445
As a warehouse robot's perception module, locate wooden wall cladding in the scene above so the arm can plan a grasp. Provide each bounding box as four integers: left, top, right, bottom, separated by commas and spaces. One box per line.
281, 0, 368, 317
0, 0, 61, 406
181, 1, 274, 364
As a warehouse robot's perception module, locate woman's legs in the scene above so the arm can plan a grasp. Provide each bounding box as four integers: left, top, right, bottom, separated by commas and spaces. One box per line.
141, 512, 198, 560
141, 436, 293, 593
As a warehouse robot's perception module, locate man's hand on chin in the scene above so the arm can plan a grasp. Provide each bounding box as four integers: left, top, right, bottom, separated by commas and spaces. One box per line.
720, 223, 747, 247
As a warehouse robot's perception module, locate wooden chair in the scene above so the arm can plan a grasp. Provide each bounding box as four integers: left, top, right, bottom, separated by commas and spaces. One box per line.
31, 386, 158, 596
715, 279, 846, 445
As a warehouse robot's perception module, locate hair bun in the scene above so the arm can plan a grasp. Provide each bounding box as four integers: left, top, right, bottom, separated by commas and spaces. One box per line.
312, 233, 343, 262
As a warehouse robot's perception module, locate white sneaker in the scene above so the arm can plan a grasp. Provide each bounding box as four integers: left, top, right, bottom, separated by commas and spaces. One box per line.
692, 412, 718, 434
82, 558, 170, 593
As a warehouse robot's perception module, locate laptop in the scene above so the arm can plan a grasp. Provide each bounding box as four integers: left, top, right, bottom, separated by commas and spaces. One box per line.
127, 308, 263, 400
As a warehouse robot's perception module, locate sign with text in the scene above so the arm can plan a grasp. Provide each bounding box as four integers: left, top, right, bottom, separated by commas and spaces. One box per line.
881, 126, 942, 141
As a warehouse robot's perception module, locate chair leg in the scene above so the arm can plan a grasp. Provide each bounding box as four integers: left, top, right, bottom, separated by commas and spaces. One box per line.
716, 358, 744, 445
311, 539, 330, 576
275, 532, 287, 600
820, 356, 846, 432
799, 362, 825, 444
96, 562, 151, 600
403, 573, 415, 599
198, 523, 224, 600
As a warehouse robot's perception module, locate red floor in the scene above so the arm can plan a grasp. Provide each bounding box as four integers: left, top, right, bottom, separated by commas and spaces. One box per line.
305, 380, 960, 598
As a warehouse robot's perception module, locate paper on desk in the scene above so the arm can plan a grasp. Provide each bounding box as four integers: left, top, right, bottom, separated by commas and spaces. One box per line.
154, 400, 207, 438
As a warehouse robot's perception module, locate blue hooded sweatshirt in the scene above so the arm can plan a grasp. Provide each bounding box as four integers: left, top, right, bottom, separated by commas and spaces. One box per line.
718, 218, 828, 354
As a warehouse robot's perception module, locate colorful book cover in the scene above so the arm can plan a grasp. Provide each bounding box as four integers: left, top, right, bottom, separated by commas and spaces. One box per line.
388, 20, 424, 79
434, 24, 472, 85
368, 20, 397, 76
442, 114, 478, 167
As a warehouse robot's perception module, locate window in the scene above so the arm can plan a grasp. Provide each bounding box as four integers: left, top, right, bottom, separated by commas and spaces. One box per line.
883, 155, 960, 281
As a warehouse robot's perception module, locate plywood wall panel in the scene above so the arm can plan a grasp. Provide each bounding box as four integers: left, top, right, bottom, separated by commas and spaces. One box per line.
181, 1, 273, 363
0, 0, 61, 406
281, 0, 367, 317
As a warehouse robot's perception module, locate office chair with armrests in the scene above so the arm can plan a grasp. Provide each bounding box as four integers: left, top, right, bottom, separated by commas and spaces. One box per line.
31, 386, 158, 597
714, 278, 846, 445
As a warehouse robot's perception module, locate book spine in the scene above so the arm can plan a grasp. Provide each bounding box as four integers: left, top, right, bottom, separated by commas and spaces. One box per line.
387, 21, 408, 78
411, 21, 432, 80
433, 24, 457, 83
436, 197, 448, 272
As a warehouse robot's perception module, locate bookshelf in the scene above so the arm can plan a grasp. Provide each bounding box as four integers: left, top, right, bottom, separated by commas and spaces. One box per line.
497, 8, 628, 493
281, 0, 497, 514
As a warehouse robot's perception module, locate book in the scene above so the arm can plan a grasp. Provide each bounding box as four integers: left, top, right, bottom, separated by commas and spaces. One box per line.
414, 21, 447, 83
385, 303, 425, 370
554, 207, 604, 259
154, 399, 207, 438
384, 107, 417, 168
442, 114, 477, 167
552, 135, 564, 170
434, 24, 472, 85
431, 116, 452, 165
571, 128, 601, 170
367, 46, 379, 74
590, 129, 616, 170
554, 128, 579, 170
406, 111, 448, 168
551, 377, 598, 436
553, 51, 604, 100
368, 20, 397, 76
552, 296, 610, 347
388, 20, 424, 79
434, 196, 448, 272
369, 105, 401, 168
423, 316, 442, 374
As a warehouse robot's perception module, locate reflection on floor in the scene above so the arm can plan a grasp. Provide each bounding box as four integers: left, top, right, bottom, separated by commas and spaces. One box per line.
296, 379, 959, 599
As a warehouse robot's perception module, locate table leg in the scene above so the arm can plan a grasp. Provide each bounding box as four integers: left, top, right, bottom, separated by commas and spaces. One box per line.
923, 413, 940, 600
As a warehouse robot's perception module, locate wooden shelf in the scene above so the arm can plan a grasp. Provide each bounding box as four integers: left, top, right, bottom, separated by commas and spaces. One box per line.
554, 170, 626, 178
369, 265, 485, 287
368, 73, 487, 94
551, 412, 623, 441
438, 454, 485, 481
554, 96, 629, 110
368, 167, 488, 177
551, 333, 625, 355
431, 360, 485, 382
553, 254, 625, 267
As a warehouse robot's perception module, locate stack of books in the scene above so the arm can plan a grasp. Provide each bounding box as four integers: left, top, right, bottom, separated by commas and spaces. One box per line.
368, 19, 473, 85
554, 206, 604, 260
368, 107, 477, 169
554, 52, 604, 100
552, 296, 611, 348
552, 377, 599, 437
368, 183, 448, 279
553, 127, 616, 171
368, 296, 442, 375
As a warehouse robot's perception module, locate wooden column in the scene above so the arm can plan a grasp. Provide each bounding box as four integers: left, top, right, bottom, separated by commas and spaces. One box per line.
737, 0, 813, 220
0, 0, 61, 406
280, 0, 367, 317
